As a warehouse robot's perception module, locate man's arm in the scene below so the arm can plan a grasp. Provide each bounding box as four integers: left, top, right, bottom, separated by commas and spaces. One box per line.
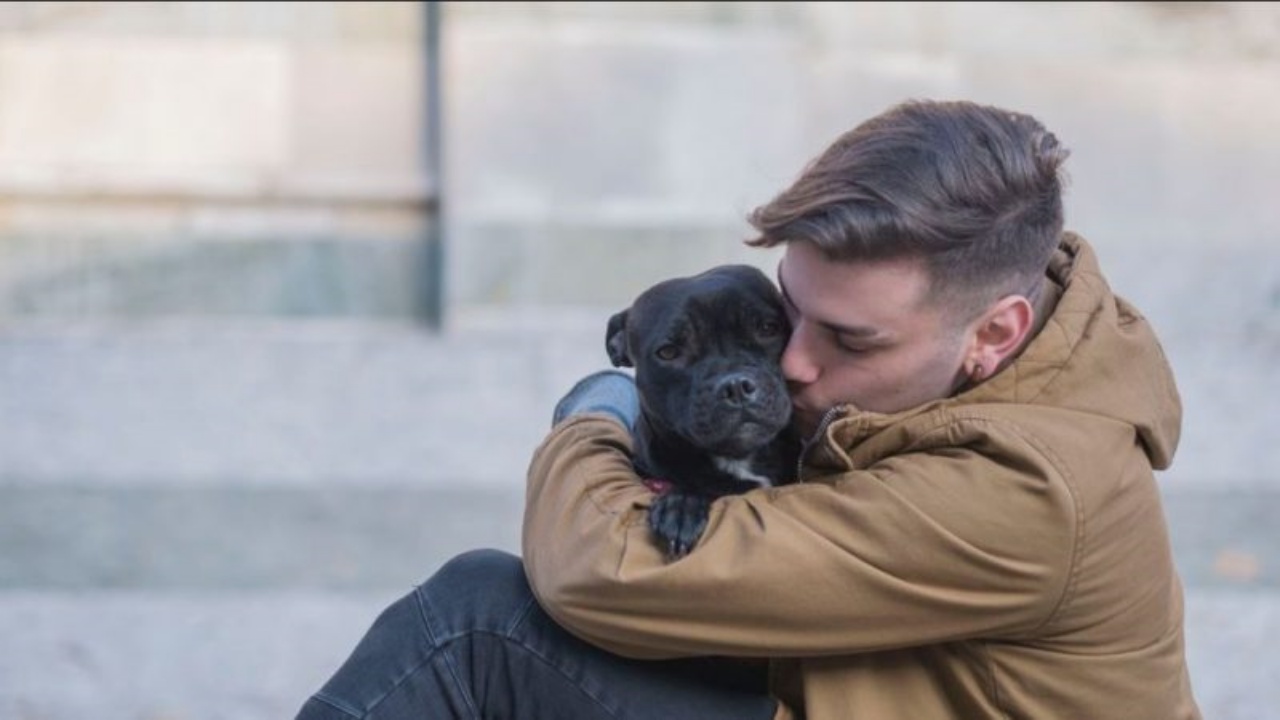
522, 415, 1077, 660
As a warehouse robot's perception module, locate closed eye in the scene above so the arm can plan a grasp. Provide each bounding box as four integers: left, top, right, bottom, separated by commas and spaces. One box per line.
833, 333, 885, 356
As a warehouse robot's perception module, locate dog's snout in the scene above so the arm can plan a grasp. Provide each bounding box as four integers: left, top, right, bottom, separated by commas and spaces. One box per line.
717, 374, 759, 406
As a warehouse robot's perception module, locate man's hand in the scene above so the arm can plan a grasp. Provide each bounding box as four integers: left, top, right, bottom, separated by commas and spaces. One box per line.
552, 370, 640, 431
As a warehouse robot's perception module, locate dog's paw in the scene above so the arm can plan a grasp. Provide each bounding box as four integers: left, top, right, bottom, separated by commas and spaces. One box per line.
648, 491, 712, 560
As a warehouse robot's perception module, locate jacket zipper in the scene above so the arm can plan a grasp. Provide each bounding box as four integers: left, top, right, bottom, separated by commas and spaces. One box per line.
795, 405, 847, 481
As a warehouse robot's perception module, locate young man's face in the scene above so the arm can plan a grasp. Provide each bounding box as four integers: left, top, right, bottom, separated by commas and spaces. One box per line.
777, 241, 973, 437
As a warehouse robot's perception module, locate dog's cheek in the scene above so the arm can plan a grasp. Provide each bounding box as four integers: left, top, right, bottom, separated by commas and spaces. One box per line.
647, 371, 695, 431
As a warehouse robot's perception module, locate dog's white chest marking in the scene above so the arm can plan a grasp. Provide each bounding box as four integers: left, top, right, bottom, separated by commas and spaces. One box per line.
713, 457, 774, 488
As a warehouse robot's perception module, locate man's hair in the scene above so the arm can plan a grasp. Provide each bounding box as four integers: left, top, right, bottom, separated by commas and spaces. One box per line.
747, 99, 1070, 321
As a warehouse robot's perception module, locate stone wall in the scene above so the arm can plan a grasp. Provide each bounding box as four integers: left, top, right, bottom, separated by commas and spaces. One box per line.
1, 1, 1277, 323
0, 1, 432, 319
441, 2, 1280, 313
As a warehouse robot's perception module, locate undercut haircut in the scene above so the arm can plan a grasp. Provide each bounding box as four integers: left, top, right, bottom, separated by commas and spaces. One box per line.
747, 99, 1070, 322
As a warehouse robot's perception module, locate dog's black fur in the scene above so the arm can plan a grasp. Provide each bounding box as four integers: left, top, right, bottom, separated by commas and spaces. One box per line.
606, 264, 801, 559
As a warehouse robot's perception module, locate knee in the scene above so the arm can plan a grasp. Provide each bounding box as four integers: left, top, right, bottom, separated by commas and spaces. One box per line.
417, 549, 534, 635
429, 549, 527, 599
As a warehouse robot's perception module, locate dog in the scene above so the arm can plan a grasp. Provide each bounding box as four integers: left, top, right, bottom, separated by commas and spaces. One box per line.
606, 264, 801, 560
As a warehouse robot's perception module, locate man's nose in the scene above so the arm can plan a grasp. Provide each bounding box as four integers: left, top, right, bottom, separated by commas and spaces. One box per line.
780, 323, 820, 385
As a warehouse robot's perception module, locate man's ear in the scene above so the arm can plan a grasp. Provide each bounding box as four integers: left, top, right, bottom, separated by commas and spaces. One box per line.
965, 295, 1034, 380
606, 310, 632, 367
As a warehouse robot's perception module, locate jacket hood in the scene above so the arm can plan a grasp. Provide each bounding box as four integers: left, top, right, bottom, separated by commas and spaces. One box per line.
961, 232, 1182, 469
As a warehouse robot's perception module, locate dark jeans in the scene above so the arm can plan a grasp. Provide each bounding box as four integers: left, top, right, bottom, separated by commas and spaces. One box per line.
296, 549, 778, 720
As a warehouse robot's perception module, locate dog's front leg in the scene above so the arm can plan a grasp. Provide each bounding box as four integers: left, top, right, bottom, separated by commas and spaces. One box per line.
648, 492, 712, 560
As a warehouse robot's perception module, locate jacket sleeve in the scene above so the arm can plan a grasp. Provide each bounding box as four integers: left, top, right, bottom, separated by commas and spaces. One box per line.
522, 414, 1078, 660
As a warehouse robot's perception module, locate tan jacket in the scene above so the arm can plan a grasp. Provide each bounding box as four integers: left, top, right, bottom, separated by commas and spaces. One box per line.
523, 233, 1201, 719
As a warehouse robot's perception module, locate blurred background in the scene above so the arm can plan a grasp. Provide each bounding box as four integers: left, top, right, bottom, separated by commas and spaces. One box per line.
1, 2, 1277, 718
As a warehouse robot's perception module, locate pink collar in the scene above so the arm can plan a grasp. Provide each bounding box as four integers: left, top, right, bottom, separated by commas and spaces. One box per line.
642, 478, 674, 495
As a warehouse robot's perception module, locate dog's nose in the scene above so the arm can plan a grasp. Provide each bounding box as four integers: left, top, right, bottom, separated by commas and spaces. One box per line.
717, 374, 759, 406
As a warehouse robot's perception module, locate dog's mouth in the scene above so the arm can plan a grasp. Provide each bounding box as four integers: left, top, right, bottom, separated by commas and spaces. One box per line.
689, 402, 792, 457
697, 423, 787, 458
733, 417, 789, 449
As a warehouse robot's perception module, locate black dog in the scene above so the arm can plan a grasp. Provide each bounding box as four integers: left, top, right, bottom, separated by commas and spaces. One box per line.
606, 264, 801, 560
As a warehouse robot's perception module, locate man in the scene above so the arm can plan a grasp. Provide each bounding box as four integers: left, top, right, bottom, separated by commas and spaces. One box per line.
297, 99, 1201, 719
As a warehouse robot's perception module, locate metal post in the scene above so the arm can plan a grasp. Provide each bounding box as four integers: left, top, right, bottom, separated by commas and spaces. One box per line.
420, 0, 445, 330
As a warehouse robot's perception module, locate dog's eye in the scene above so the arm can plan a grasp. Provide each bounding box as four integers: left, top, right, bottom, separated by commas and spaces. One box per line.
655, 344, 682, 361
757, 318, 784, 337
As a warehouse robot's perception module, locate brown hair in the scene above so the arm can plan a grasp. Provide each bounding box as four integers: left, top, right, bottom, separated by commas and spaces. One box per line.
747, 99, 1070, 320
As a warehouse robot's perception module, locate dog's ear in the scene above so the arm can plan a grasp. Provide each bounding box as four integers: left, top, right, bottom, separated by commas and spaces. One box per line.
606, 310, 632, 367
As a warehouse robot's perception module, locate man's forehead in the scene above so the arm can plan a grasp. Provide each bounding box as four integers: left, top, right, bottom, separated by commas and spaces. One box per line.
775, 248, 932, 332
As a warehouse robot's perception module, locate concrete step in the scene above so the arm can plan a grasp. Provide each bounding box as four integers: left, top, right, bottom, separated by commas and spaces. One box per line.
0, 588, 1273, 720
2, 310, 1278, 489
0, 313, 608, 487
19, 586, 1279, 720
0, 482, 1275, 720
0, 483, 1275, 592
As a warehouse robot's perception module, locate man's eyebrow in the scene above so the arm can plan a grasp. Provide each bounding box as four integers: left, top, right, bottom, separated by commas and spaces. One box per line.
776, 269, 881, 339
